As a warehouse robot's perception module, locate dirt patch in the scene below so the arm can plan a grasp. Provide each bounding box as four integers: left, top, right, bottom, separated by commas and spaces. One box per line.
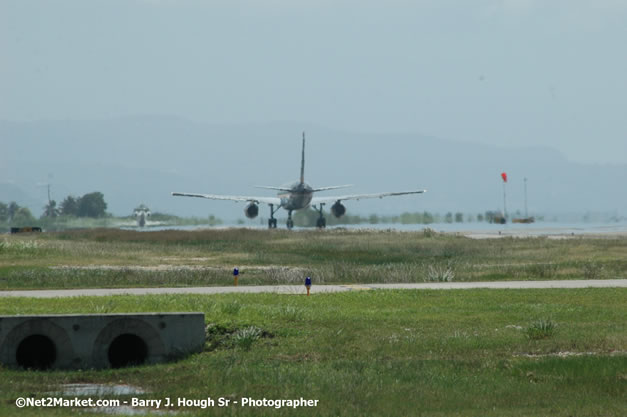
52, 265, 222, 272
514, 350, 626, 359
52, 264, 307, 273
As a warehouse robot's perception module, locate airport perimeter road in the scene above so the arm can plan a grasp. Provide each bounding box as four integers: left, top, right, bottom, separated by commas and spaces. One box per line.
0, 279, 625, 298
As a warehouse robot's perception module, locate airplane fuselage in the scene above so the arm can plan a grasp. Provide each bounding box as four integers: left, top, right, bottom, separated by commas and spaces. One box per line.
278, 181, 313, 211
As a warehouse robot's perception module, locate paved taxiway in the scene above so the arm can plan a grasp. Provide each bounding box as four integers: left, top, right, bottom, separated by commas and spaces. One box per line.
0, 279, 625, 298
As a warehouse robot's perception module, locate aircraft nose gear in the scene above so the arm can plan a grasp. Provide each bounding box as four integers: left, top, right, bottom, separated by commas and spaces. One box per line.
287, 210, 294, 230
268, 204, 279, 229
313, 203, 327, 229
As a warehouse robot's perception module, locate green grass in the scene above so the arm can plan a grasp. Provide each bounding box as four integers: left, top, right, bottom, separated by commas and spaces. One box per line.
1, 229, 626, 289
0, 288, 625, 416
1, 229, 624, 415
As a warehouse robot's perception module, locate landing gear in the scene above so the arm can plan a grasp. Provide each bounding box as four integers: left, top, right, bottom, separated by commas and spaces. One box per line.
268, 204, 279, 229
287, 210, 294, 230
313, 203, 327, 229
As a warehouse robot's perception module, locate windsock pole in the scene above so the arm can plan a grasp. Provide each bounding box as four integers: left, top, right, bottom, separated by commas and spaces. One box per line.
524, 177, 528, 218
501, 172, 508, 220
503, 182, 507, 219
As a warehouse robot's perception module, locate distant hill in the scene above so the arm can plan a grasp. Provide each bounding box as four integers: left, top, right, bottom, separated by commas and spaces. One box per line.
2, 116, 626, 220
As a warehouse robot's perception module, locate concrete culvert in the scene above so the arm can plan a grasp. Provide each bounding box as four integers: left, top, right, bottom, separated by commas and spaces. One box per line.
1, 314, 205, 370
16, 334, 57, 370
108, 333, 148, 368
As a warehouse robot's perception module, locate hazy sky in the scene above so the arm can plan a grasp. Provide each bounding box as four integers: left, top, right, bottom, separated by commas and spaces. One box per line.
2, 0, 626, 164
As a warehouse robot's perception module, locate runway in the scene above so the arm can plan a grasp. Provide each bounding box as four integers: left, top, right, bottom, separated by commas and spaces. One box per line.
0, 279, 625, 298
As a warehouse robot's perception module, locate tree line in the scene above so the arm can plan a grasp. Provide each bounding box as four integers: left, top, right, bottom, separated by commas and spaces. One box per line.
0, 201, 36, 224
1, 192, 108, 225
43, 192, 108, 218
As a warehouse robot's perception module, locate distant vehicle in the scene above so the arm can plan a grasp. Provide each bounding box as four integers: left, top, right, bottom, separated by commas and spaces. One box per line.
512, 217, 535, 224
134, 205, 151, 227
172, 133, 426, 229
10, 227, 42, 234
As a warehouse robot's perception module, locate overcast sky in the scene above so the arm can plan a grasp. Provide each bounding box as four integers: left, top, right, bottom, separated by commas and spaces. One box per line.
2, 0, 626, 164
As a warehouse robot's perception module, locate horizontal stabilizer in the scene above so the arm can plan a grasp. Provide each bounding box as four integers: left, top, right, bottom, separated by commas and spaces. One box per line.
311, 184, 353, 192
254, 185, 294, 192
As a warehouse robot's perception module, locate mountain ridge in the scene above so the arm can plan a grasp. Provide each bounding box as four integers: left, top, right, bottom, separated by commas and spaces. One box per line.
2, 117, 625, 219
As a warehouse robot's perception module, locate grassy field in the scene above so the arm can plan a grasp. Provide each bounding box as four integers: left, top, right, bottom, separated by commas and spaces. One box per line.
1, 228, 626, 289
0, 289, 625, 416
0, 229, 625, 415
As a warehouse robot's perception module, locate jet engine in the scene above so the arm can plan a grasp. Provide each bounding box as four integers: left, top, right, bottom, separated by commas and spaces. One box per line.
244, 203, 259, 219
331, 202, 346, 218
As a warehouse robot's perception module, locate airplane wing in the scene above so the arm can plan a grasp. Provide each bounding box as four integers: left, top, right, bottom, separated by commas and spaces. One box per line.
311, 189, 426, 204
172, 192, 281, 205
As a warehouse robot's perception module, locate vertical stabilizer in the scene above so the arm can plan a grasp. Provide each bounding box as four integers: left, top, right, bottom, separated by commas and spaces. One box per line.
300, 132, 305, 184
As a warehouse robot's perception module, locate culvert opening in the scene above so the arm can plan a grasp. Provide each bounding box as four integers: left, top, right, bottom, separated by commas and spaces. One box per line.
16, 334, 57, 370
108, 334, 148, 368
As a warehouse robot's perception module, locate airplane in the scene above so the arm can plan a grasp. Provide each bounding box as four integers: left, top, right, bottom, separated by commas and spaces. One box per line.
134, 204, 151, 227
172, 133, 426, 229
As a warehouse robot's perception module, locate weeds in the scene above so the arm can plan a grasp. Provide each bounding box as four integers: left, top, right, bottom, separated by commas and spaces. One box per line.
232, 326, 263, 350
425, 263, 455, 282
88, 300, 117, 314
580, 259, 605, 280
205, 323, 269, 351
525, 319, 557, 340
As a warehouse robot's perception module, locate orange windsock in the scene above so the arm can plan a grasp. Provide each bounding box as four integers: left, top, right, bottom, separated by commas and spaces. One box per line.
501, 172, 508, 183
